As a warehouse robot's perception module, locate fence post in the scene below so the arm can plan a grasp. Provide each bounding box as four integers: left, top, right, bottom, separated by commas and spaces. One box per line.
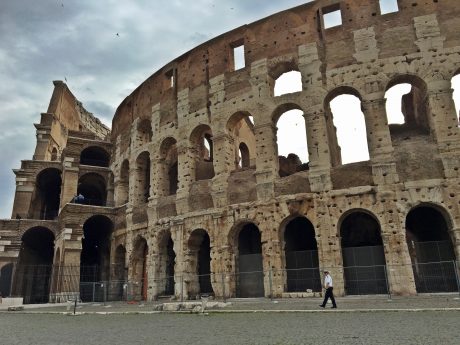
383, 265, 391, 300
454, 260, 460, 297
269, 269, 273, 300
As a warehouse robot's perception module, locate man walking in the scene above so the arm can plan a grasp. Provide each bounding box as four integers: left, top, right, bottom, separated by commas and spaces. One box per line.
319, 270, 337, 309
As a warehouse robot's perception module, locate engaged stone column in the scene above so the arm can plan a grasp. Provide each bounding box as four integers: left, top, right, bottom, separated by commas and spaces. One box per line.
449, 227, 460, 261
60, 157, 80, 208
426, 80, 460, 178
175, 142, 195, 214
379, 198, 416, 296
211, 133, 234, 208
361, 97, 399, 185
254, 123, 278, 201
304, 106, 332, 192
315, 199, 344, 296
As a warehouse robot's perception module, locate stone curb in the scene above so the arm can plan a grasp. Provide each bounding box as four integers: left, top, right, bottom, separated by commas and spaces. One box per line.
1, 307, 459, 315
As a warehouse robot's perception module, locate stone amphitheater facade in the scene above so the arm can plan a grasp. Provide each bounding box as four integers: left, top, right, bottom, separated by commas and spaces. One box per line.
1, 0, 459, 302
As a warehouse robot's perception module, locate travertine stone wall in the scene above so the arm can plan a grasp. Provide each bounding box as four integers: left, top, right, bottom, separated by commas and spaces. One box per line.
1, 0, 460, 301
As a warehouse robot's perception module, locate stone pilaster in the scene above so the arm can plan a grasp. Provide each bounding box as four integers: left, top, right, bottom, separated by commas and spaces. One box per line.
304, 106, 332, 192
254, 123, 278, 201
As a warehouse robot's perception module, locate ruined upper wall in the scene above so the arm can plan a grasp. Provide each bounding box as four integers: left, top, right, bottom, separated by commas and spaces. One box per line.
47, 81, 110, 140
111, 0, 460, 141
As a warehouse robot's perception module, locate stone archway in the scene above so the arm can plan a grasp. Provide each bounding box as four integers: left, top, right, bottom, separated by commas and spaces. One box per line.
187, 229, 213, 298
282, 216, 321, 292
340, 210, 388, 295
14, 227, 55, 304
80, 215, 113, 302
235, 223, 264, 298
131, 238, 148, 301
405, 205, 457, 293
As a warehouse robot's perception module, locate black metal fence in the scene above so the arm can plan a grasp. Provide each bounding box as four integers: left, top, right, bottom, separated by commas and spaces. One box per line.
2, 261, 459, 304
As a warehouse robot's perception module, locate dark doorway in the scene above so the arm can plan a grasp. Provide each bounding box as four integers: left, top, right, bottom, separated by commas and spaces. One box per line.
30, 168, 61, 220
113, 245, 126, 301
80, 146, 110, 167
14, 227, 54, 303
406, 206, 457, 292
237, 223, 264, 298
340, 212, 388, 295
132, 238, 148, 301
77, 173, 107, 206
80, 216, 113, 302
188, 229, 213, 296
165, 237, 175, 295
0, 263, 14, 297
284, 217, 321, 292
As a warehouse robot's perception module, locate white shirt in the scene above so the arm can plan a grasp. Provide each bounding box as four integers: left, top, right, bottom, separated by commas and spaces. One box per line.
324, 274, 333, 288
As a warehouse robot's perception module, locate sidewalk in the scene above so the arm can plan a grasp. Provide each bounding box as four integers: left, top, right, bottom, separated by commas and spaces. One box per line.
1, 294, 459, 314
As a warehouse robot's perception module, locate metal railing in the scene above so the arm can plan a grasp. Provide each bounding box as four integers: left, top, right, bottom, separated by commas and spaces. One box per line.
2, 260, 459, 304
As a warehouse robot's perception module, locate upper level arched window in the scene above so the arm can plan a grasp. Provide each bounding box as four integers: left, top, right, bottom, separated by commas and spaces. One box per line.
274, 71, 302, 97
80, 146, 110, 167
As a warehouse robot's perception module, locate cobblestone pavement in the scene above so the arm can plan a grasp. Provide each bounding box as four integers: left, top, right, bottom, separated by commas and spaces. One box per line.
0, 311, 459, 345
3, 294, 459, 313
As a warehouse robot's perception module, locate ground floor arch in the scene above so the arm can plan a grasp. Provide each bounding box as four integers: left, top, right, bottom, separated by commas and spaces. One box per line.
187, 229, 213, 297
79, 215, 113, 301
14, 227, 55, 303
282, 216, 321, 292
157, 231, 175, 297
235, 223, 264, 298
0, 263, 14, 297
131, 238, 148, 300
405, 205, 457, 293
340, 211, 388, 295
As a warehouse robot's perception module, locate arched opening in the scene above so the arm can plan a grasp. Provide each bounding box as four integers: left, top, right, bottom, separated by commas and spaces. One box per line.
113, 245, 126, 300
77, 173, 107, 206
117, 160, 129, 205
340, 211, 388, 295
226, 112, 256, 171
283, 217, 321, 292
80, 146, 110, 167
159, 137, 178, 196
14, 227, 54, 304
385, 76, 430, 137
236, 223, 264, 298
0, 263, 14, 297
274, 104, 309, 177
136, 119, 153, 147
405, 205, 457, 292
190, 125, 215, 180
132, 237, 148, 301
188, 229, 213, 297
274, 70, 302, 96
326, 88, 369, 165
158, 231, 175, 296
50, 147, 58, 161
80, 216, 113, 302
135, 151, 150, 204
238, 143, 250, 168
29, 168, 61, 220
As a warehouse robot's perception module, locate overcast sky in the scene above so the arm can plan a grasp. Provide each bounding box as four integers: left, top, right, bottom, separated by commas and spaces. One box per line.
0, 1, 458, 219
0, 0, 317, 218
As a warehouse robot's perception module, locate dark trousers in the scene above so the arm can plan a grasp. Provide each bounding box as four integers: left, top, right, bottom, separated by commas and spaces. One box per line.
321, 287, 336, 307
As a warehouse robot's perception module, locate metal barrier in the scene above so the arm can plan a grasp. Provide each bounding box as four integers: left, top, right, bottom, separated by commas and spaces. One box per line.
4, 261, 460, 304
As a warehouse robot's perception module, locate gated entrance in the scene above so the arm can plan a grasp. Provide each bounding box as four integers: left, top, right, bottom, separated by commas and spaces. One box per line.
236, 223, 264, 297
340, 211, 388, 295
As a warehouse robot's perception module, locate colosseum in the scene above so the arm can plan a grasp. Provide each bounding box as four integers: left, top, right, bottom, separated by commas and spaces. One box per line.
0, 0, 459, 304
